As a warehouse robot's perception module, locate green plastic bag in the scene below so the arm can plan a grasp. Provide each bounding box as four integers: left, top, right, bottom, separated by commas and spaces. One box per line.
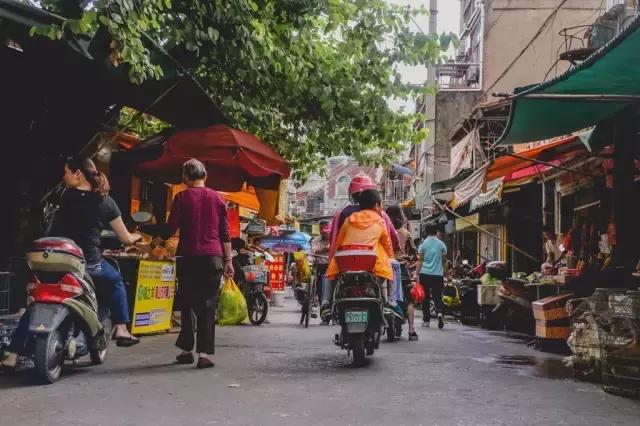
217, 277, 249, 326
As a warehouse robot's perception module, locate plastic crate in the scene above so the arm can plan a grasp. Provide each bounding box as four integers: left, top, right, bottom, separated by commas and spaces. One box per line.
477, 285, 500, 306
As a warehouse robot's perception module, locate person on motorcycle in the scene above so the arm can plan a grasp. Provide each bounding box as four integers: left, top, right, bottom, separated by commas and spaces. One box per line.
415, 222, 448, 329
319, 176, 399, 323
2, 156, 141, 370
386, 205, 418, 341
325, 189, 394, 285
310, 221, 331, 310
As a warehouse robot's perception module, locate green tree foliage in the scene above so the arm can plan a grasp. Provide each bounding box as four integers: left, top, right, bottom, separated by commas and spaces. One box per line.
33, 0, 456, 176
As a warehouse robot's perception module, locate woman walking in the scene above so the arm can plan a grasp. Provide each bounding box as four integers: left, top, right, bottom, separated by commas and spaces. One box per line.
164, 159, 233, 369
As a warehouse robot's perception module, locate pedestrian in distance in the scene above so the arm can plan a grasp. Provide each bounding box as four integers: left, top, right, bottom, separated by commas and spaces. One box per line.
414, 222, 448, 329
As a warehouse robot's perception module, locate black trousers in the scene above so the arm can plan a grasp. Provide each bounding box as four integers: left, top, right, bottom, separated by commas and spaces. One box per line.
419, 274, 444, 321
175, 256, 223, 355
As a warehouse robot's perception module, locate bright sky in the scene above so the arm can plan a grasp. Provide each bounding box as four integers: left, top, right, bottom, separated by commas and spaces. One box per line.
388, 0, 461, 112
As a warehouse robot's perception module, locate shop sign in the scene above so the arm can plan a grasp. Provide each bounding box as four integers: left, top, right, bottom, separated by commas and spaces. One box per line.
131, 260, 176, 335
455, 213, 479, 232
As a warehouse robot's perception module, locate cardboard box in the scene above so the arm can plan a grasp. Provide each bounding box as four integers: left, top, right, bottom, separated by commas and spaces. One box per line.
533, 293, 574, 322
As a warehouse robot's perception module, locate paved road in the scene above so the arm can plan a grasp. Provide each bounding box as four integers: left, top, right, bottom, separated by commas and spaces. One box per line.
1, 301, 639, 426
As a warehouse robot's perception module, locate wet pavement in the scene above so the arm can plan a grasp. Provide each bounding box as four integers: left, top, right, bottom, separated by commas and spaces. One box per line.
1, 300, 639, 425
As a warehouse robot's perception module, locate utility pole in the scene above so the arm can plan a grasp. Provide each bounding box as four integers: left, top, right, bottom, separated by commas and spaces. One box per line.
421, 0, 438, 211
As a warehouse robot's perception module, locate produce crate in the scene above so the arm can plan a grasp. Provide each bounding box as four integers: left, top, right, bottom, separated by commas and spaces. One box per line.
535, 319, 571, 340
532, 293, 574, 322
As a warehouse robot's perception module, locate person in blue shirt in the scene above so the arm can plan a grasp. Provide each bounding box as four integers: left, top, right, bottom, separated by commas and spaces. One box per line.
414, 222, 448, 329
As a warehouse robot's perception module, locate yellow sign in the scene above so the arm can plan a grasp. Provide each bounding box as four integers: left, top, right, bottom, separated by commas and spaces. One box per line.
455, 213, 480, 232
131, 260, 176, 335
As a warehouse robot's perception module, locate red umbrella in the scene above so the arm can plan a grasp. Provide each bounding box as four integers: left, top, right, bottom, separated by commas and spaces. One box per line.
135, 124, 290, 192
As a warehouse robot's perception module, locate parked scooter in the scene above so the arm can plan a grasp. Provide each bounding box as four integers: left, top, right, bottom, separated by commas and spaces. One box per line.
21, 237, 112, 383
332, 245, 384, 366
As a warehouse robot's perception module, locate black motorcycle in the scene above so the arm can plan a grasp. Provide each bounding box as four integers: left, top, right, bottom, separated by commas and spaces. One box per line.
244, 273, 269, 326
333, 271, 384, 366
232, 239, 270, 326
332, 247, 384, 366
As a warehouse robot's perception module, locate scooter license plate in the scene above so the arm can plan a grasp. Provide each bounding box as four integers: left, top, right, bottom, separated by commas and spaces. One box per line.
345, 311, 368, 323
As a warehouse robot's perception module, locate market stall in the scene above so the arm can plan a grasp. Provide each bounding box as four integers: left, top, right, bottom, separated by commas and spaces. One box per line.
107, 124, 290, 333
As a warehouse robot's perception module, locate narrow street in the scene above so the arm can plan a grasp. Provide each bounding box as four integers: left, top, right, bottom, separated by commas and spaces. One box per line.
1, 300, 638, 426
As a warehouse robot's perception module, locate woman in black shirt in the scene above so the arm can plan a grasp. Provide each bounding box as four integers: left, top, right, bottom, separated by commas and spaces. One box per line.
53, 156, 141, 347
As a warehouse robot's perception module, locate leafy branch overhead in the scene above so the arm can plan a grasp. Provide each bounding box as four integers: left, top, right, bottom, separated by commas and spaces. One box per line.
34, 0, 454, 176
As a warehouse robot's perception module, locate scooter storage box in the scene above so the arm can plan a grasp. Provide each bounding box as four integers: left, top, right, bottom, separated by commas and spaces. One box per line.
532, 293, 574, 322
26, 237, 85, 276
335, 246, 376, 272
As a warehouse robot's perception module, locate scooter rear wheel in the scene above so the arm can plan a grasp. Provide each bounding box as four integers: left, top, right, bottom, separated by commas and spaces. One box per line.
34, 329, 65, 384
350, 335, 366, 367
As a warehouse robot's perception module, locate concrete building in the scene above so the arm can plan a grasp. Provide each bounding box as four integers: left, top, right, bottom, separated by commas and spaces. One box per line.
323, 156, 379, 215
416, 0, 608, 214
292, 157, 380, 219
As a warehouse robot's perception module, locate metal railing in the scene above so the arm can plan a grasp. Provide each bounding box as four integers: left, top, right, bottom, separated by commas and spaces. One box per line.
437, 62, 482, 91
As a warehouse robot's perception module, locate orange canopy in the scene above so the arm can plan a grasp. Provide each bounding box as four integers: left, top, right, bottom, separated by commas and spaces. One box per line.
486, 135, 581, 182
220, 186, 261, 211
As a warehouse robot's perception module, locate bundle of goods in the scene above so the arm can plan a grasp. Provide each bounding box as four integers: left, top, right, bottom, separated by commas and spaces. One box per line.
566, 288, 640, 398
600, 290, 640, 398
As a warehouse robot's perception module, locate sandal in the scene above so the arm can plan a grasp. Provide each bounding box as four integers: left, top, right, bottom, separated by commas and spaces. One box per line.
176, 352, 194, 365
197, 357, 215, 369
408, 332, 419, 341
115, 336, 140, 347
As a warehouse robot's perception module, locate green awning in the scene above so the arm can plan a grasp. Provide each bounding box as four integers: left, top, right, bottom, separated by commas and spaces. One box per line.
498, 15, 640, 145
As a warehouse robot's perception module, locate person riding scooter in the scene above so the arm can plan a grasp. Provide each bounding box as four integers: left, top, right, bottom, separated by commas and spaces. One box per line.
320, 176, 399, 323
325, 189, 394, 301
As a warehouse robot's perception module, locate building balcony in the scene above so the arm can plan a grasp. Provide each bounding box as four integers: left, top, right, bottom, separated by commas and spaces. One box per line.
437, 62, 481, 91
559, 4, 638, 64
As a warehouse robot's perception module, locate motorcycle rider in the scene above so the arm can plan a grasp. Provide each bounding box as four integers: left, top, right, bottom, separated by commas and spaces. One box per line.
310, 221, 331, 312
319, 176, 400, 323
325, 190, 394, 286
2, 156, 141, 368
386, 205, 418, 341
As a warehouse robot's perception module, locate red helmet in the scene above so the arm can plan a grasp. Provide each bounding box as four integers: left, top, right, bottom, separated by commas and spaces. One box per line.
349, 175, 377, 195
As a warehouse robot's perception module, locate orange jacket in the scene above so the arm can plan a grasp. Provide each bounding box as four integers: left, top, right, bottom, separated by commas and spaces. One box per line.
326, 210, 394, 280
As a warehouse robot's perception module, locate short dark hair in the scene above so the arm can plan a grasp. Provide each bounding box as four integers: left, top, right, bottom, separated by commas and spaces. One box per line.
425, 222, 438, 236
183, 158, 207, 181
385, 205, 406, 230
358, 189, 381, 210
